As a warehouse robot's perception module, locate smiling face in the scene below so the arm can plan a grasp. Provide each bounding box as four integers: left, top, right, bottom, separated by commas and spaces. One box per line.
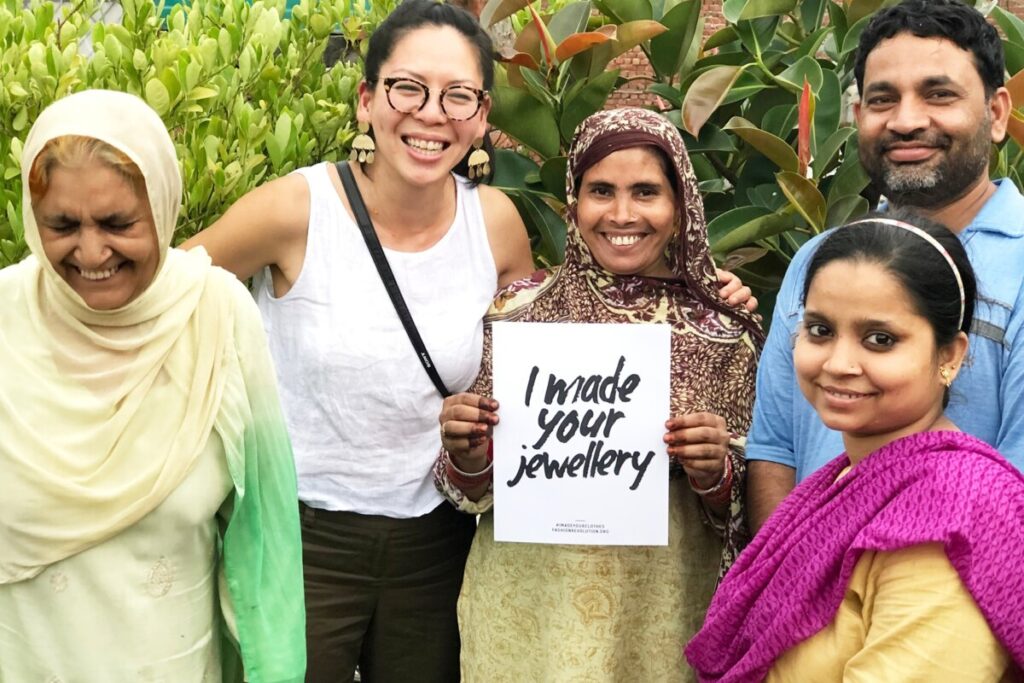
575, 146, 678, 278
795, 258, 967, 458
855, 33, 1010, 209
357, 24, 490, 187
35, 159, 160, 310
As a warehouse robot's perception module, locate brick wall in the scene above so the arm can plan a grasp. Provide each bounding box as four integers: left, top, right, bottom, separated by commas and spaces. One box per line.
606, 1, 724, 109
604, 0, 1024, 110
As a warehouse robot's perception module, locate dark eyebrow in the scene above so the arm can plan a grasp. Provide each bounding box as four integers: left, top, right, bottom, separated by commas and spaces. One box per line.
390, 70, 475, 87
630, 182, 662, 192
803, 309, 831, 324
96, 212, 136, 224
863, 75, 962, 97
919, 76, 963, 92
855, 318, 896, 328
42, 213, 80, 226
862, 81, 896, 97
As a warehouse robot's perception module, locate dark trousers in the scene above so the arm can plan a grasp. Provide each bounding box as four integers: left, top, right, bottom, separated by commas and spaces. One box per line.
301, 501, 476, 683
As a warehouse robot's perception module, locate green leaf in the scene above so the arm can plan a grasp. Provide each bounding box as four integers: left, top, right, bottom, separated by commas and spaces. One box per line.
704, 26, 739, 51
274, 112, 292, 158
707, 205, 769, 245
648, 83, 682, 108
480, 0, 532, 29
548, 1, 592, 44
825, 194, 869, 228
679, 122, 738, 153
539, 156, 568, 202
796, 25, 833, 60
591, 0, 654, 23
144, 78, 171, 115
776, 55, 823, 93
798, 0, 829, 34
840, 14, 873, 56
310, 14, 331, 40
846, 0, 885, 25
713, 211, 796, 254
681, 65, 746, 135
560, 69, 619, 141
760, 104, 797, 139
734, 16, 779, 60
719, 70, 769, 106
777, 170, 826, 232
812, 69, 842, 151
826, 145, 870, 204
12, 108, 27, 132
993, 7, 1024, 46
813, 126, 856, 178
1004, 41, 1024, 76
489, 85, 561, 158
649, 0, 701, 79
491, 149, 541, 191
723, 0, 797, 22
188, 86, 219, 101
724, 116, 800, 172
6, 201, 23, 242
509, 191, 568, 265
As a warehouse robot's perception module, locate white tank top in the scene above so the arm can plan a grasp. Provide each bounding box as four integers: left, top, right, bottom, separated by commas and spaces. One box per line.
254, 164, 498, 517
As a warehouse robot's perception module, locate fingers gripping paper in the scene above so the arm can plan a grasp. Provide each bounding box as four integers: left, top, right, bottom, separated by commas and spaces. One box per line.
492, 322, 670, 545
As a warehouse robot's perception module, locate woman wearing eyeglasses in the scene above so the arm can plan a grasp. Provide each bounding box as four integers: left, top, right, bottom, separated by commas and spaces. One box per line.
185, 2, 534, 680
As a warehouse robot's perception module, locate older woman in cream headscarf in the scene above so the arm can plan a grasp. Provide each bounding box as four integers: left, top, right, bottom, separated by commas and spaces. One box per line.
0, 90, 305, 682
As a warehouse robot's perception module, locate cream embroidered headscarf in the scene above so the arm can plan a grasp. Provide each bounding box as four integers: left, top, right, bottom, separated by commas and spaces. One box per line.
0, 90, 234, 583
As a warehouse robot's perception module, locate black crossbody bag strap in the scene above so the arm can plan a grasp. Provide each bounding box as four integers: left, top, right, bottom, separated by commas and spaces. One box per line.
336, 161, 451, 398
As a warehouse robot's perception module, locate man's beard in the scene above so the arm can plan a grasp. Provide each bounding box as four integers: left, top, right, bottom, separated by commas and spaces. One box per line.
860, 120, 992, 210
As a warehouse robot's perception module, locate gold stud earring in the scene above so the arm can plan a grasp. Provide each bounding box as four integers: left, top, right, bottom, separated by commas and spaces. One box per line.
467, 137, 491, 180
350, 121, 375, 164
940, 366, 953, 387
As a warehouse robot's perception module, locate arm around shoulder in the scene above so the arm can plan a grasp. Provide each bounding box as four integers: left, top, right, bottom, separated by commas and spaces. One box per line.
478, 184, 534, 288
183, 172, 311, 282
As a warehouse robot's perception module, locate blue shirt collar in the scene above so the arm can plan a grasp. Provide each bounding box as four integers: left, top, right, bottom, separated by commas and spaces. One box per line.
964, 178, 1024, 238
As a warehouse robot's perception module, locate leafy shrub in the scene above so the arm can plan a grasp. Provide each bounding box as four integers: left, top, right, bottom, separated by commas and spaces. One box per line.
0, 0, 396, 266
482, 0, 1024, 315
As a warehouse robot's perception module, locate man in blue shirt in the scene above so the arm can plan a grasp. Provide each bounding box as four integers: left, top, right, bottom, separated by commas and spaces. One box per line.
747, 0, 1024, 531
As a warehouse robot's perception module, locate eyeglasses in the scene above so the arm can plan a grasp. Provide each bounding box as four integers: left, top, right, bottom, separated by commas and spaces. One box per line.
381, 77, 487, 122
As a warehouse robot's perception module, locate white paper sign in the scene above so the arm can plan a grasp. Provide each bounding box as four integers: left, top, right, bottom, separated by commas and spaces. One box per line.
491, 322, 670, 546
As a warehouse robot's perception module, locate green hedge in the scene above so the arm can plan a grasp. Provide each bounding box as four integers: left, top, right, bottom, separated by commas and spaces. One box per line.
0, 0, 401, 267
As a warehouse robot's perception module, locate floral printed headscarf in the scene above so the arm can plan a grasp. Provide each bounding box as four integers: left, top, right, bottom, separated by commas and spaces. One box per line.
478, 107, 764, 571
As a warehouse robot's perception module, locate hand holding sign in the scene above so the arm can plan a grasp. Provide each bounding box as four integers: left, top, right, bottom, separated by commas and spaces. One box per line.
664, 413, 730, 490
439, 393, 498, 470
492, 322, 670, 546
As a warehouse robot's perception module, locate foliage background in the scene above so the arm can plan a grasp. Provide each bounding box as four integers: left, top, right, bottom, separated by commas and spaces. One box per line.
0, 0, 398, 264
1, 0, 1023, 314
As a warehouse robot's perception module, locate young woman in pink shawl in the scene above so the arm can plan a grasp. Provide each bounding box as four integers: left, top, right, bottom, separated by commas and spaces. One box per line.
433, 107, 763, 681
687, 213, 1024, 681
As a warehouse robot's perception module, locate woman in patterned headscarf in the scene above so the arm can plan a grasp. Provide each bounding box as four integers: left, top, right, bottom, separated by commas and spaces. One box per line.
432, 107, 763, 681
0, 90, 304, 682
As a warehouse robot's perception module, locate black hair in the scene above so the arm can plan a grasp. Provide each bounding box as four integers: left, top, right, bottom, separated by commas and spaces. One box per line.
362, 0, 496, 183
364, 0, 494, 90
854, 0, 1004, 98
803, 210, 976, 407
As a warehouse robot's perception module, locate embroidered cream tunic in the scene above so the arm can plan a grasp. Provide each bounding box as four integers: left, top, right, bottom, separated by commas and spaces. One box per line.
0, 437, 233, 682
453, 482, 721, 682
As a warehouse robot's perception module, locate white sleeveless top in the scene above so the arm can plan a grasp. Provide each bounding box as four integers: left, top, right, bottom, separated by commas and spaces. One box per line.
254, 164, 498, 518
